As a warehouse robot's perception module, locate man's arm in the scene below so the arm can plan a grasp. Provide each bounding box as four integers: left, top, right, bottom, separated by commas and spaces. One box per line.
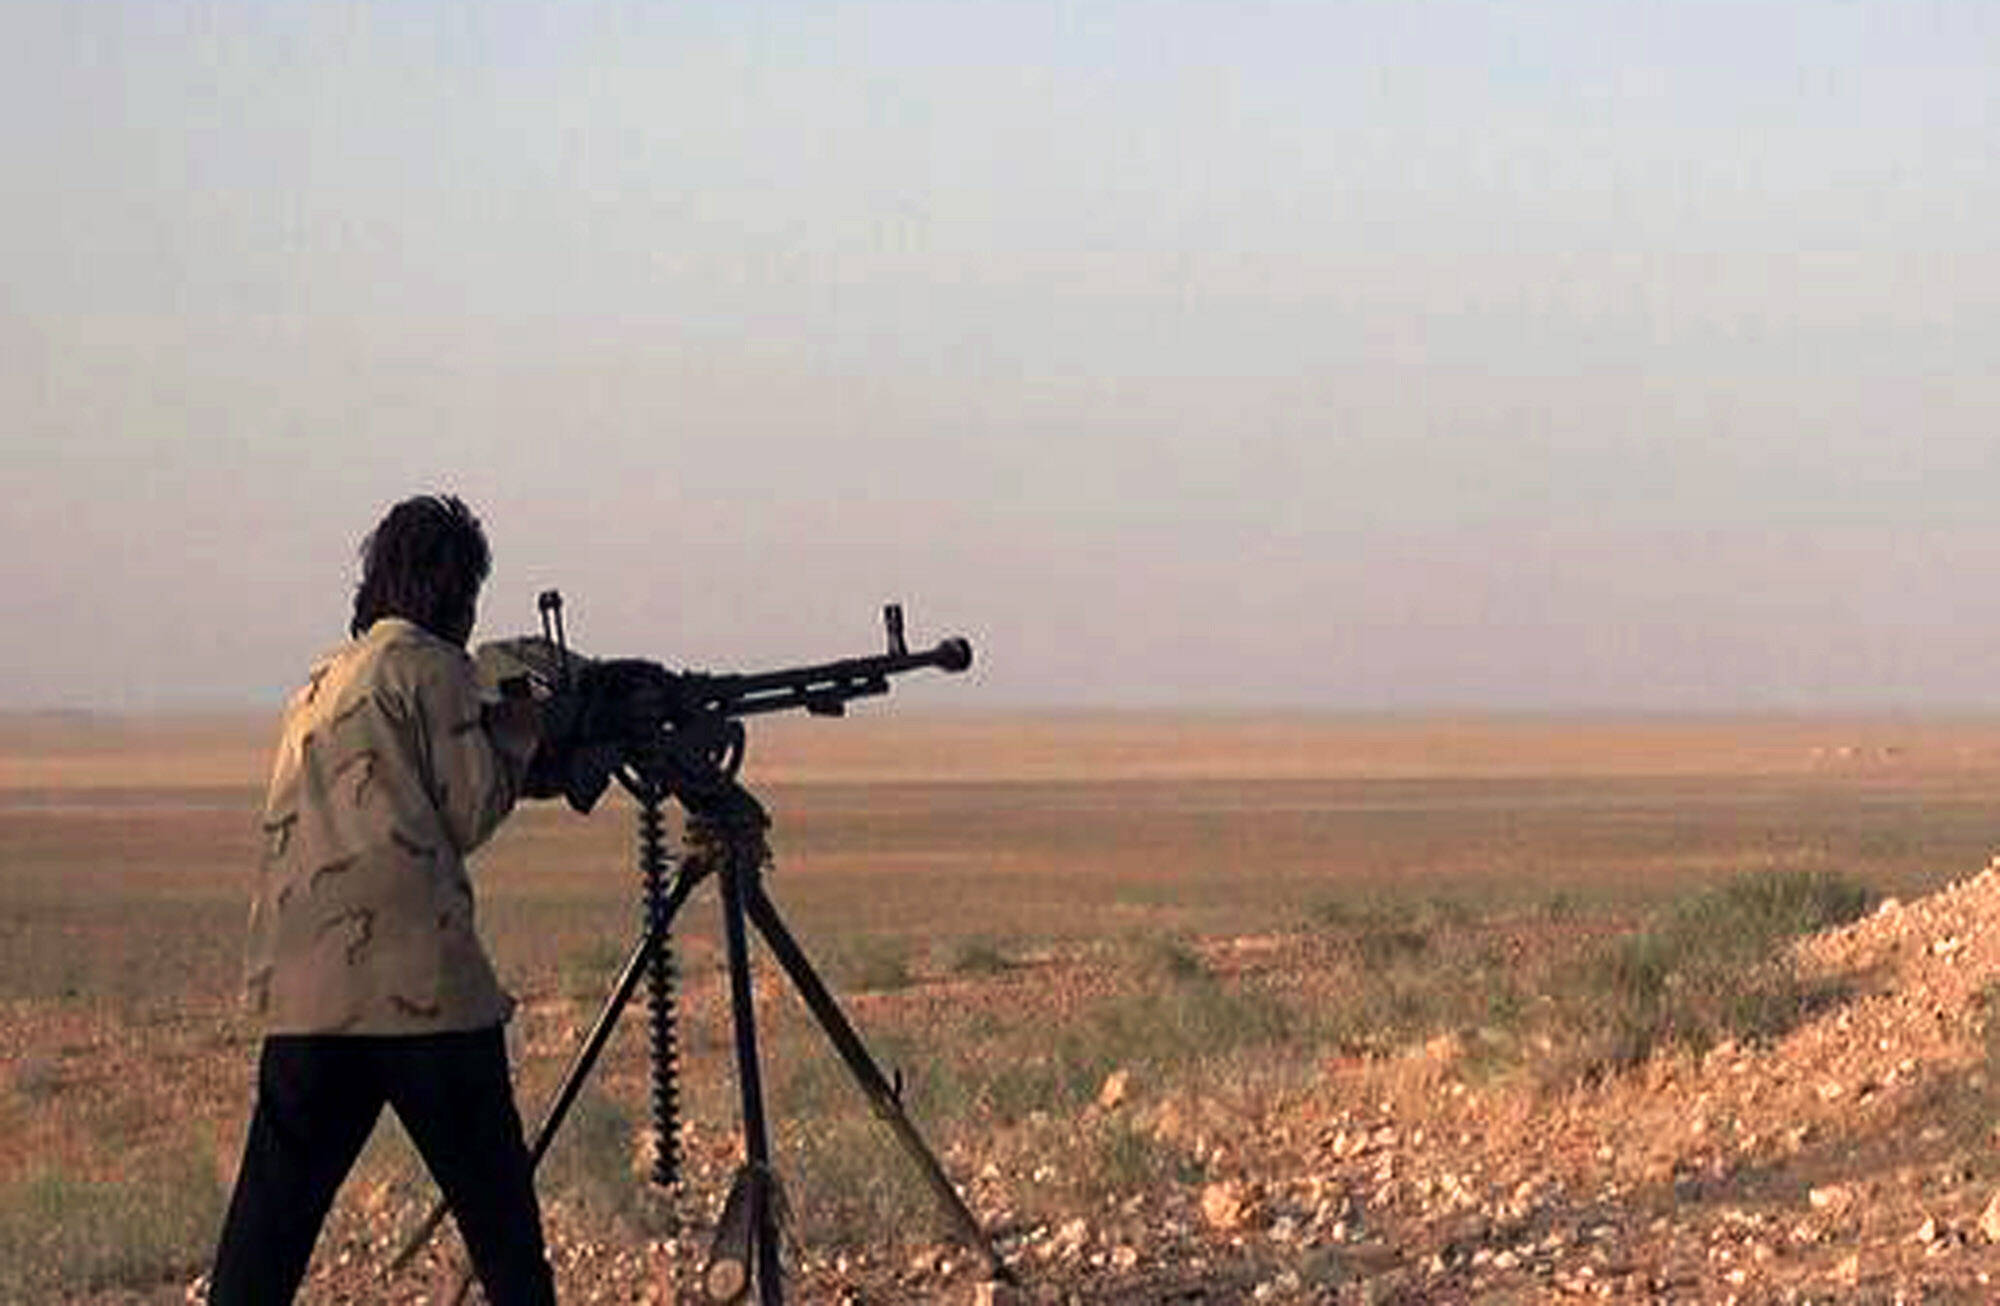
406, 643, 542, 854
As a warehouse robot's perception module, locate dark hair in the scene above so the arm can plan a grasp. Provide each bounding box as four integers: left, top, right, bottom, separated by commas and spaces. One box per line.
349, 495, 491, 645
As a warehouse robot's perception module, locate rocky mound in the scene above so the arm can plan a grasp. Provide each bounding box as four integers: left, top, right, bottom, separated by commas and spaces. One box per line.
953, 862, 2000, 1302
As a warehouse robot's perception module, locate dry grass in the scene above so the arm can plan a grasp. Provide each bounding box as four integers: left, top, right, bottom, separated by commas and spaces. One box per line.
7, 709, 2000, 1293
0, 1140, 226, 1299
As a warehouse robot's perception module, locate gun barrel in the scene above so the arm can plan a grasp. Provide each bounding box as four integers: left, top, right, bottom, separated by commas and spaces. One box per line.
688, 638, 973, 719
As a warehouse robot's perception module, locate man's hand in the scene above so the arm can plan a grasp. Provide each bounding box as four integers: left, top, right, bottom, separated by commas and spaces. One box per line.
484, 696, 542, 763
679, 813, 727, 879
680, 809, 769, 880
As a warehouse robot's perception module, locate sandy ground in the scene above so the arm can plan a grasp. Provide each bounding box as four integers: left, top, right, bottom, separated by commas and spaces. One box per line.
8, 711, 2000, 1302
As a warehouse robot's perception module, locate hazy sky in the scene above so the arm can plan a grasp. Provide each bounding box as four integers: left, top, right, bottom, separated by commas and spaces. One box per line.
5, 1, 1996, 712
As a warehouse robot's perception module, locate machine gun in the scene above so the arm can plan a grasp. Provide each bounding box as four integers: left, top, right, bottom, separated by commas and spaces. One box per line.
478, 591, 973, 812
414, 591, 1004, 1305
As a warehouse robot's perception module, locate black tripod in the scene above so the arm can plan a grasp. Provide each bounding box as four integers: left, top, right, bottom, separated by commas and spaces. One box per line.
391, 760, 1014, 1304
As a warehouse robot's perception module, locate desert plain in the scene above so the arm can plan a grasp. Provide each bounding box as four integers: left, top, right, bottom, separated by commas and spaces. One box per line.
6, 709, 2000, 1302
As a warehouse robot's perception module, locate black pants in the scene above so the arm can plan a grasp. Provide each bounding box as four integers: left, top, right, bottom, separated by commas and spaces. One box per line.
209, 1026, 556, 1306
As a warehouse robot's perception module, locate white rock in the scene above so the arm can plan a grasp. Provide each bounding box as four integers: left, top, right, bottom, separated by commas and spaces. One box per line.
1202, 1181, 1250, 1230
1980, 1189, 2000, 1243
969, 1281, 1024, 1306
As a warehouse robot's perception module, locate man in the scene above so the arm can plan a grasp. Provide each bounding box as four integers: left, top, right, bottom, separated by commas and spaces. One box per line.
210, 495, 559, 1305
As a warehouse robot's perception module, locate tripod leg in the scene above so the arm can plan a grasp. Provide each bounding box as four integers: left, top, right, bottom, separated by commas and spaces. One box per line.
701, 1162, 787, 1304
743, 884, 1016, 1286
386, 867, 699, 1279
711, 859, 787, 1305
528, 865, 697, 1172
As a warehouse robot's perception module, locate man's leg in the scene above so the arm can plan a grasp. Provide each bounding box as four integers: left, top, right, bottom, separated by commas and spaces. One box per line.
383, 1026, 557, 1306
210, 1036, 384, 1305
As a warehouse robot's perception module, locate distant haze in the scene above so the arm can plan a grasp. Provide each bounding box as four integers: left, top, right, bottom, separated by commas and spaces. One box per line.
4, 2, 1996, 712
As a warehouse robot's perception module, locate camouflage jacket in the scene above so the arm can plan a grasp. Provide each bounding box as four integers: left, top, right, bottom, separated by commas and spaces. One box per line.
244, 618, 537, 1034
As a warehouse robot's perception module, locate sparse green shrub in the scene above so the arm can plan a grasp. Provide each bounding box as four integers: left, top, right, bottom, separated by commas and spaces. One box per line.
1311, 962, 1519, 1060
773, 1113, 939, 1249
945, 936, 1015, 977
558, 936, 630, 1005
1677, 870, 1874, 948
769, 1029, 968, 1137
1312, 892, 1482, 934
1304, 893, 1526, 1059
1070, 1117, 1202, 1205
1311, 893, 1482, 968
1541, 890, 1581, 922
771, 1043, 860, 1121
1975, 981, 2000, 1086
1092, 976, 1293, 1070
971, 973, 1294, 1128
975, 1034, 1111, 1125
1125, 932, 1209, 982
11, 1056, 61, 1104
539, 1090, 675, 1237
825, 935, 917, 993
1541, 870, 1873, 1083
0, 1143, 226, 1298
